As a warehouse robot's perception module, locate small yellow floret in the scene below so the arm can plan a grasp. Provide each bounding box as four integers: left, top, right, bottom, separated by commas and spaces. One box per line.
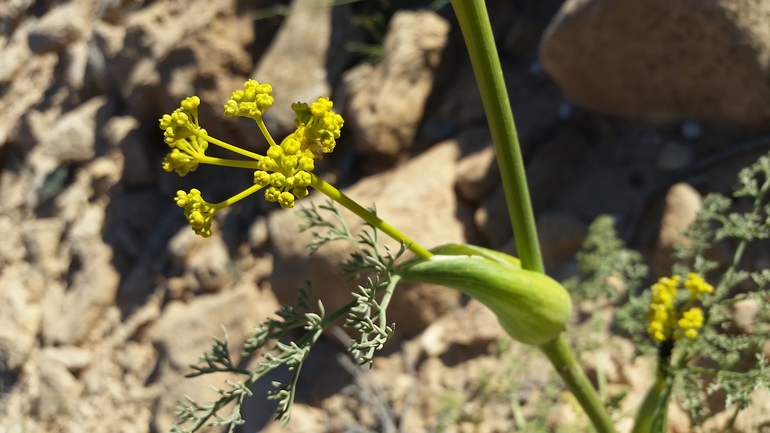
223, 79, 274, 119
684, 273, 714, 297
292, 97, 344, 155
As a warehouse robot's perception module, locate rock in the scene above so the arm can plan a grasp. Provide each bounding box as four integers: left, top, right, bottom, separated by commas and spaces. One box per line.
731, 298, 758, 334
33, 357, 82, 420
0, 216, 26, 266
536, 212, 587, 278
729, 388, 770, 433
248, 216, 268, 250
0, 52, 57, 147
22, 218, 66, 277
657, 142, 695, 172
85, 20, 126, 95
653, 183, 702, 277
344, 10, 450, 161
40, 96, 113, 164
579, 350, 620, 386
61, 40, 90, 91
537, 212, 588, 261
474, 184, 511, 250
148, 285, 277, 432
0, 263, 44, 370
419, 299, 504, 357
41, 346, 93, 373
44, 241, 120, 346
186, 234, 232, 292
0, 19, 33, 83
526, 133, 586, 213
250, 0, 361, 136
456, 144, 498, 203
27, 2, 89, 54
102, 115, 155, 187
539, 0, 770, 125
268, 140, 465, 336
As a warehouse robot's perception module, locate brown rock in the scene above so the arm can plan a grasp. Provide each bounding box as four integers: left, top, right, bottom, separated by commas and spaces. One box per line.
0, 52, 57, 147
44, 241, 120, 345
41, 346, 93, 373
186, 234, 233, 292
419, 299, 504, 357
268, 140, 465, 336
0, 216, 26, 266
540, 0, 770, 125
33, 357, 82, 420
456, 144, 498, 203
40, 96, 113, 164
22, 218, 66, 277
474, 184, 511, 250
148, 285, 277, 432
27, 2, 90, 54
731, 298, 758, 334
344, 10, 450, 160
0, 19, 33, 83
653, 183, 702, 277
0, 263, 44, 370
252, 0, 361, 137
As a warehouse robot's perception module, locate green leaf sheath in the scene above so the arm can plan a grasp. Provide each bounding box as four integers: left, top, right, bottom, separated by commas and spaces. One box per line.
398, 253, 570, 345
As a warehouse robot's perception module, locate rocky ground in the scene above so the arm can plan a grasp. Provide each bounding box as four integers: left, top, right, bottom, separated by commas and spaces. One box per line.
0, 0, 769, 432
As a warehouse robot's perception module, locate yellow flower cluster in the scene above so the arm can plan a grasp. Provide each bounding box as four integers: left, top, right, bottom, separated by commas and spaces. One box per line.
291, 97, 344, 155
223, 79, 274, 119
159, 81, 344, 237
646, 273, 713, 342
174, 189, 219, 238
160, 96, 208, 176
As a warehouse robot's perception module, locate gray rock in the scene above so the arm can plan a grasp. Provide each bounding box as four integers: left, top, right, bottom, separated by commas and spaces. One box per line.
540, 0, 770, 125
344, 10, 450, 160
656, 141, 694, 172
268, 140, 465, 336
27, 3, 89, 54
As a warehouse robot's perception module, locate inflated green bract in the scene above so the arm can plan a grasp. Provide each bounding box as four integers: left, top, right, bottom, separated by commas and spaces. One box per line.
397, 244, 571, 345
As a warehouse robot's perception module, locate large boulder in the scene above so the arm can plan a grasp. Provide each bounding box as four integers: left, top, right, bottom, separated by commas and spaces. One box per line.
539, 0, 770, 126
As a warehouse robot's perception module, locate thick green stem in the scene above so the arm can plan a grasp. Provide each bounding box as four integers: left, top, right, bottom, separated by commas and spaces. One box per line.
451, 2, 616, 432
450, 0, 543, 273
310, 175, 433, 260
540, 335, 618, 433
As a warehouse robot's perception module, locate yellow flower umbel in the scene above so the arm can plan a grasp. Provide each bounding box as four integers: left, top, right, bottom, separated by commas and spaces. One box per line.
159, 80, 343, 237
646, 273, 713, 342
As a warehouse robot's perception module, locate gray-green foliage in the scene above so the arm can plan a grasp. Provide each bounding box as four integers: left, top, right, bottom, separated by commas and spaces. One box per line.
573, 151, 770, 429
169, 201, 404, 432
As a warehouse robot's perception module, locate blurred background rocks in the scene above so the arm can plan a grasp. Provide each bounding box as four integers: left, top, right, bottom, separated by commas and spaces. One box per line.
1, 0, 769, 432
